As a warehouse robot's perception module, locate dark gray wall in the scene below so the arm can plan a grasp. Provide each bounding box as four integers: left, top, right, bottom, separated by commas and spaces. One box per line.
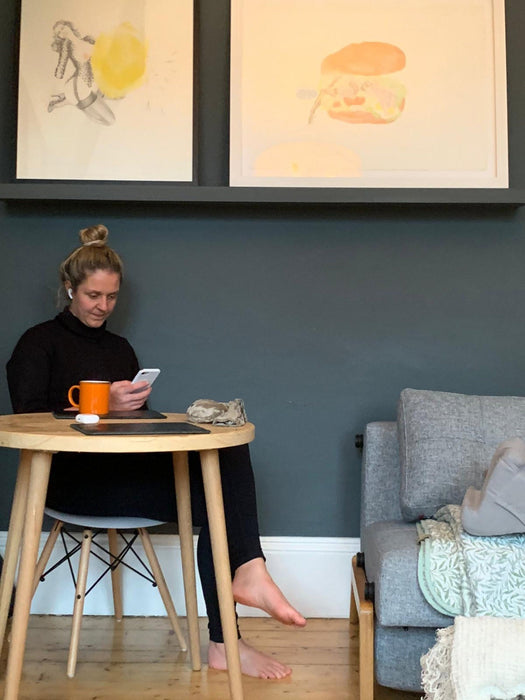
0, 2, 524, 537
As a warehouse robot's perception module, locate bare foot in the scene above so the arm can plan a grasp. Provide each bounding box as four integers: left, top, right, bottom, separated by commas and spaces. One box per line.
232, 557, 307, 627
208, 639, 292, 679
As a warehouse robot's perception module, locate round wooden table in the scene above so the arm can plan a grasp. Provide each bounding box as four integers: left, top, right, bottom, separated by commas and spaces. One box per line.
0, 412, 255, 700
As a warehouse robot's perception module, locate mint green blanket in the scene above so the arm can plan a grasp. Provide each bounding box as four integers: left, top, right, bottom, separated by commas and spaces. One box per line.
417, 504, 525, 617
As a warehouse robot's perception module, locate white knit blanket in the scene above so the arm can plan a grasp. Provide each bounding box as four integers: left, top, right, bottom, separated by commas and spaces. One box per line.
421, 616, 525, 700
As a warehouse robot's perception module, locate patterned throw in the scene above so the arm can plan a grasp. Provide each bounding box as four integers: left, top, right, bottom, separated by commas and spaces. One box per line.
417, 504, 525, 617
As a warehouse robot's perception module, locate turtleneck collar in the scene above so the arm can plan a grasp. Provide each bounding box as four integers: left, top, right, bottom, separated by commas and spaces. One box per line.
56, 307, 107, 340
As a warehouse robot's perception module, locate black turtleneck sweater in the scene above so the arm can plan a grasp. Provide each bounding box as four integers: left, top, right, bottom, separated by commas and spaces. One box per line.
7, 308, 139, 413
5, 308, 177, 518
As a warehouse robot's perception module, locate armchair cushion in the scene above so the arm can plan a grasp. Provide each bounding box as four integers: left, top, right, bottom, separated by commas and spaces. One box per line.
362, 520, 451, 628
397, 388, 525, 521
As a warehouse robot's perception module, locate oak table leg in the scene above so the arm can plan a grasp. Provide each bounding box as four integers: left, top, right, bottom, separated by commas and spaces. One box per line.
0, 450, 32, 648
3, 450, 52, 700
200, 448, 243, 700
172, 451, 201, 671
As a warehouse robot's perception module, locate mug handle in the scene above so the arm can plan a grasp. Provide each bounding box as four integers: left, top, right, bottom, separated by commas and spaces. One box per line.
68, 385, 80, 409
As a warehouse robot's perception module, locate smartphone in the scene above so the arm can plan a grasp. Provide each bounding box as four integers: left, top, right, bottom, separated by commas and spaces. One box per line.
132, 368, 160, 388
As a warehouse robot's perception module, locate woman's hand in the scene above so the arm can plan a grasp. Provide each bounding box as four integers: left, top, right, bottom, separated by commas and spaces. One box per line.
109, 380, 151, 411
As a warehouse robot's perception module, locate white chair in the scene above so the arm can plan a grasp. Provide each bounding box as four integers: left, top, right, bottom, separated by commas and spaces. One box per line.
33, 508, 188, 678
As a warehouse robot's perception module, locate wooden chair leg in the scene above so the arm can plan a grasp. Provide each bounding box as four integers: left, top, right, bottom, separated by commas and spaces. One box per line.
32, 520, 63, 597
67, 529, 92, 678
107, 528, 123, 622
351, 554, 375, 700
138, 528, 187, 651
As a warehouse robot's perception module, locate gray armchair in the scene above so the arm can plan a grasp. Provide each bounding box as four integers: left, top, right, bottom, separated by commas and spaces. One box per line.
350, 388, 525, 697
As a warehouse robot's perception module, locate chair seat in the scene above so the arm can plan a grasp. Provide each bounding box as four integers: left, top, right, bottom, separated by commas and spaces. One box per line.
44, 507, 166, 530
362, 520, 451, 628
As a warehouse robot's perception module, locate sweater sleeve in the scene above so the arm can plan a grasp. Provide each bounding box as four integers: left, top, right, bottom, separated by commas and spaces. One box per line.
6, 328, 53, 413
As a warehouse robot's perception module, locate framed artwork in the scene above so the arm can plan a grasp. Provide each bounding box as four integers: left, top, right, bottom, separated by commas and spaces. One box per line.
16, 0, 196, 182
230, 0, 508, 188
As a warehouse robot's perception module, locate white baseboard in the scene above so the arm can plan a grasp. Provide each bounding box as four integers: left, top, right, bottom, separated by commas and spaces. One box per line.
0, 532, 359, 619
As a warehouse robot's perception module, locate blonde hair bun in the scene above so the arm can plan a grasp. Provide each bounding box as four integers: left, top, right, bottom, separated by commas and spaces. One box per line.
79, 224, 109, 248
59, 223, 123, 297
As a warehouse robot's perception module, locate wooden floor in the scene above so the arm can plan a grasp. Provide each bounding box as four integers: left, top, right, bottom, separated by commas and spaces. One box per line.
0, 616, 421, 700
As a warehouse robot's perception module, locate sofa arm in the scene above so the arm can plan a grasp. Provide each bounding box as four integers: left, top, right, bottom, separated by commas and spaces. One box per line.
361, 422, 403, 534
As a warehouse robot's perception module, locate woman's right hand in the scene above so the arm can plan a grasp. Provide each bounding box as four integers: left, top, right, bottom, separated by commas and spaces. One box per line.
109, 380, 151, 411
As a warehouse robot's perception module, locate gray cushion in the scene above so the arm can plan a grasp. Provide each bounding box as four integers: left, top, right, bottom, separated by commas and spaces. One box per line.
361, 422, 402, 533
397, 388, 525, 521
362, 520, 451, 628
375, 624, 438, 692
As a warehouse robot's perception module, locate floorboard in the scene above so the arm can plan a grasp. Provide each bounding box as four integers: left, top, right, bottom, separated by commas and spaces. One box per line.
0, 616, 421, 699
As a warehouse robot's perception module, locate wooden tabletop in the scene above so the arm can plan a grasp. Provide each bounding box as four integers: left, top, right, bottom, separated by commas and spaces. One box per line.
0, 413, 255, 454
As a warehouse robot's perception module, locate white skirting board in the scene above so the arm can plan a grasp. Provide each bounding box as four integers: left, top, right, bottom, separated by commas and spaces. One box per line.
0, 532, 359, 618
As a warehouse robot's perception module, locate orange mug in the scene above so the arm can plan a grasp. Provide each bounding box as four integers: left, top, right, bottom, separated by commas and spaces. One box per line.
67, 380, 110, 415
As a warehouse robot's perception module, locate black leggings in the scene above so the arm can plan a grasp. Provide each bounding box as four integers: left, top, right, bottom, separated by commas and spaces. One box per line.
47, 444, 264, 643
189, 446, 265, 642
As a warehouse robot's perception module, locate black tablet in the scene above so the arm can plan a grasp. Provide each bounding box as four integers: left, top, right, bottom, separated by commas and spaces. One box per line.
71, 421, 210, 436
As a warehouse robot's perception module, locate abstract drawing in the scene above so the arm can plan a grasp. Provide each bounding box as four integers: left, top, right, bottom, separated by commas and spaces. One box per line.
48, 20, 147, 126
308, 42, 406, 126
17, 0, 194, 182
230, 0, 508, 188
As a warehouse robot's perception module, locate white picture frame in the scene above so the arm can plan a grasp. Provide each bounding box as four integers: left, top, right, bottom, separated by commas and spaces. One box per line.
17, 0, 195, 182
230, 0, 508, 189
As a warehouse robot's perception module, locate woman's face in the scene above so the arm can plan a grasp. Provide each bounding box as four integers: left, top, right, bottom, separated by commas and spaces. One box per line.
68, 269, 120, 328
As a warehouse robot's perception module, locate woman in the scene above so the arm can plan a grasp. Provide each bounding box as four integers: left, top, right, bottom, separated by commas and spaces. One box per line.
6, 224, 306, 680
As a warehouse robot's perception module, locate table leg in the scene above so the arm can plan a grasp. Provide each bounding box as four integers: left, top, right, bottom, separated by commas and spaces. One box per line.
172, 452, 201, 671
199, 449, 243, 700
0, 451, 32, 649
3, 451, 52, 700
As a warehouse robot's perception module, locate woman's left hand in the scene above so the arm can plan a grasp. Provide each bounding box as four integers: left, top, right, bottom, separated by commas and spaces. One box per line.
109, 380, 151, 411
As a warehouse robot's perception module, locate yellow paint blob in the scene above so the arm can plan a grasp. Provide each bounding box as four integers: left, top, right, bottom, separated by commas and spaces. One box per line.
91, 23, 147, 99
